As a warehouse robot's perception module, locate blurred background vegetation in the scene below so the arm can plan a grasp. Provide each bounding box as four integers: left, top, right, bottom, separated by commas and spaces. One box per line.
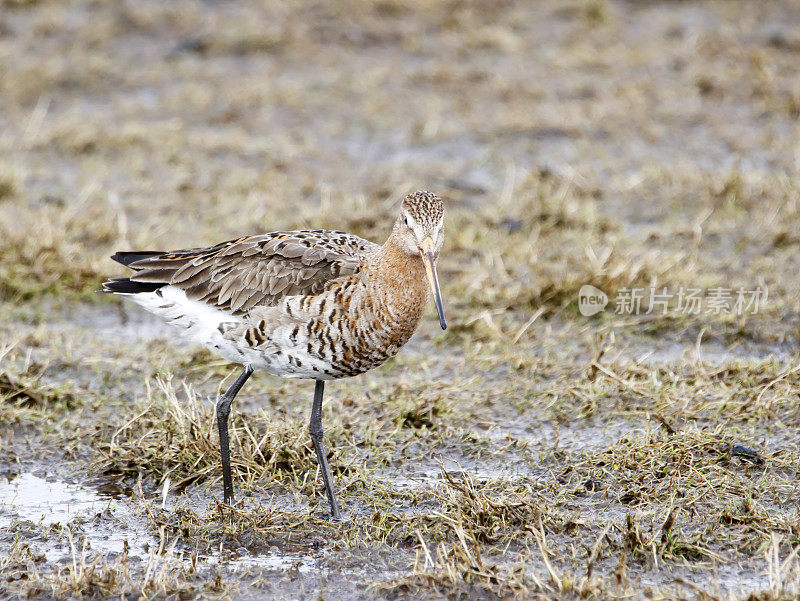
1, 0, 798, 343
2, 2, 800, 600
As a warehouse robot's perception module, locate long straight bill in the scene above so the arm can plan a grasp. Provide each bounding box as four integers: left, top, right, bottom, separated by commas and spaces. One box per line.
419, 237, 447, 330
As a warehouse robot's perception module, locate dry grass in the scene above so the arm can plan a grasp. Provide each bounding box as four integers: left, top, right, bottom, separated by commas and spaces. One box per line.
83, 363, 799, 597
0, 198, 120, 302
91, 375, 345, 498
89, 371, 481, 503
5, 351, 800, 599
2, 0, 800, 599
444, 171, 677, 319
0, 343, 81, 425
0, 523, 228, 600
568, 352, 800, 428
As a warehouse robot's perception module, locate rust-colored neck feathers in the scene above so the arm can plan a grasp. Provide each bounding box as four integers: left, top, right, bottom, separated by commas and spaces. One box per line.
365, 230, 429, 334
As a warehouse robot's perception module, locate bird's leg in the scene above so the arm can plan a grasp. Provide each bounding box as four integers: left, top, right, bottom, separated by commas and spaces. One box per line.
309, 380, 342, 519
216, 365, 254, 504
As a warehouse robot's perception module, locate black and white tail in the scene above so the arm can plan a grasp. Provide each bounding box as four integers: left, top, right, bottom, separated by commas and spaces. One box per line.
103, 252, 244, 360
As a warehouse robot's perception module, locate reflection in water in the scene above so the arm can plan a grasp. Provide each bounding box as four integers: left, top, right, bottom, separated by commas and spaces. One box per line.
0, 473, 116, 527
0, 473, 145, 562
0, 473, 318, 572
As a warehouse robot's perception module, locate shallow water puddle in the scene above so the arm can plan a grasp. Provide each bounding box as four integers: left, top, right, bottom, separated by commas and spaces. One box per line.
633, 342, 790, 365
211, 547, 318, 573
0, 473, 117, 528
0, 473, 319, 572
0, 473, 146, 561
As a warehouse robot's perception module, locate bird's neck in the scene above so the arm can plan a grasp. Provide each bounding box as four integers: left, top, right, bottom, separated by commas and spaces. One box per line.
364, 231, 429, 329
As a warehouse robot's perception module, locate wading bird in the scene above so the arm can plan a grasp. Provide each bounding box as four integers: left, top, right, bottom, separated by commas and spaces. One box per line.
103, 191, 447, 518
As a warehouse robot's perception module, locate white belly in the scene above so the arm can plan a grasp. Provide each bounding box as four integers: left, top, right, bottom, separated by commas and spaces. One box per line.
125, 286, 336, 379
126, 286, 251, 363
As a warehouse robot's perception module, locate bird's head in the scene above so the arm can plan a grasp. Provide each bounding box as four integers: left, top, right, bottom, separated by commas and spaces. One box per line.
395, 190, 447, 330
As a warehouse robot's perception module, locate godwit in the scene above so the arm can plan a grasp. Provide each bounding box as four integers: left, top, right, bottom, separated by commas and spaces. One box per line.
103, 191, 446, 518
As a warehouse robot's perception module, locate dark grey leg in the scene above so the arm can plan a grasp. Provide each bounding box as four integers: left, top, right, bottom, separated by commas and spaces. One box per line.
216, 366, 253, 504
309, 380, 341, 519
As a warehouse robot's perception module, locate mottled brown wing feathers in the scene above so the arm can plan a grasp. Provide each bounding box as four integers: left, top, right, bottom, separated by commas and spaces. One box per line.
125, 230, 379, 315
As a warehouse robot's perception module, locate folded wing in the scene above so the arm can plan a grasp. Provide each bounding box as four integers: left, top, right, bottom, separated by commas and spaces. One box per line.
105, 230, 379, 315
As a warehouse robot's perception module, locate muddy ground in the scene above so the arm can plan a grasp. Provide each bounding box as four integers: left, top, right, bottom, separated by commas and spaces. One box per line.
1, 1, 800, 599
